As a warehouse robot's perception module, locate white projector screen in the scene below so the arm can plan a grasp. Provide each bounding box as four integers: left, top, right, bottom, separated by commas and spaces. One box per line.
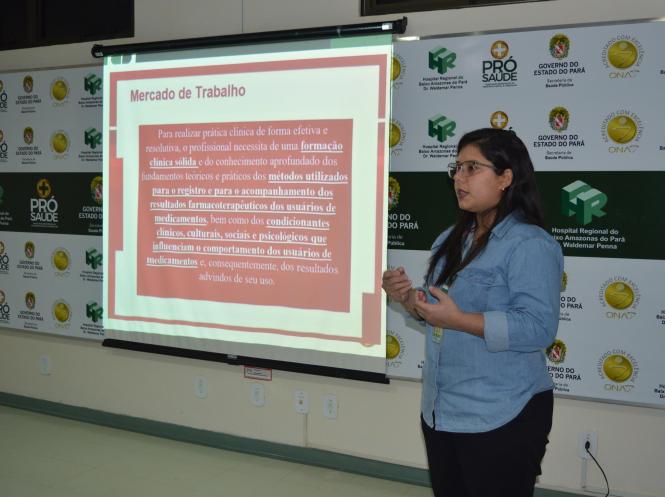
102, 35, 391, 376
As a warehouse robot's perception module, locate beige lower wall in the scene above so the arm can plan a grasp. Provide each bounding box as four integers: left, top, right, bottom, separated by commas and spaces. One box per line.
2, 327, 664, 496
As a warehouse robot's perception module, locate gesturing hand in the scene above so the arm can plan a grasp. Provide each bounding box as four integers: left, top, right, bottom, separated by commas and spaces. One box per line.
414, 286, 462, 329
381, 267, 413, 303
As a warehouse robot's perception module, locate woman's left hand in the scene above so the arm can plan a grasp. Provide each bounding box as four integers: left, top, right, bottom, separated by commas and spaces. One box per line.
414, 286, 463, 329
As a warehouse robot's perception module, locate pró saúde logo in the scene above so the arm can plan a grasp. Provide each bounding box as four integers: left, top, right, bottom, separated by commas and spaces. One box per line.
598, 350, 639, 393
388, 176, 400, 211
429, 46, 456, 75
599, 276, 640, 320
0, 240, 8, 272
490, 111, 509, 130
86, 301, 103, 323
0, 289, 9, 321
84, 73, 102, 96
549, 33, 570, 59
602, 36, 643, 78
428, 114, 456, 143
50, 77, 69, 103
561, 180, 607, 226
31, 178, 59, 225
85, 248, 103, 270
602, 110, 642, 153
0, 128, 7, 160
0, 79, 7, 111
549, 107, 570, 132
482, 40, 517, 85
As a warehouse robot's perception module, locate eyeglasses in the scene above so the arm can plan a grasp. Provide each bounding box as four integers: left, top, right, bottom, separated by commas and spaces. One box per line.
447, 160, 496, 179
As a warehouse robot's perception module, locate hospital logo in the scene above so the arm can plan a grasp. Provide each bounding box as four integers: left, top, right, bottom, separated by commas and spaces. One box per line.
429, 46, 456, 75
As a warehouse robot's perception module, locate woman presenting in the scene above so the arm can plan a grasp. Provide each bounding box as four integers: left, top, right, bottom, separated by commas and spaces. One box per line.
383, 128, 563, 497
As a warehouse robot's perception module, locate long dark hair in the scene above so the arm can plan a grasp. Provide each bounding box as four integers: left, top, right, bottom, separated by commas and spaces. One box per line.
426, 128, 544, 287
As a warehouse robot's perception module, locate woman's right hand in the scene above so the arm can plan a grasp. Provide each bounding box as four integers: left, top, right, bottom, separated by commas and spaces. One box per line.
382, 267, 414, 303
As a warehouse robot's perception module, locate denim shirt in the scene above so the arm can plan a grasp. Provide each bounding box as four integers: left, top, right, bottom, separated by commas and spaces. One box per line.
420, 214, 563, 433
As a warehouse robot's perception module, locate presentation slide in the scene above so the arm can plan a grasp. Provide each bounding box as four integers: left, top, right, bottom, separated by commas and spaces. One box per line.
103, 36, 391, 374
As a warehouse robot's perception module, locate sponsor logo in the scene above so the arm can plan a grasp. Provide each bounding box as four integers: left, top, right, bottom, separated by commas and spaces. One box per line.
428, 114, 456, 143
51, 248, 71, 272
599, 276, 640, 320
84, 127, 102, 149
546, 339, 567, 364
52, 299, 71, 324
0, 289, 9, 321
90, 176, 103, 205
598, 350, 639, 392
50, 130, 70, 155
482, 40, 517, 87
602, 110, 642, 153
490, 111, 509, 130
23, 76, 34, 94
549, 33, 570, 59
84, 73, 102, 95
86, 301, 103, 323
0, 128, 7, 160
429, 46, 457, 75
602, 36, 644, 78
389, 121, 403, 149
0, 240, 8, 272
561, 180, 607, 226
549, 106, 570, 132
25, 292, 36, 310
24, 241, 35, 259
50, 77, 69, 103
561, 271, 568, 292
388, 177, 400, 211
85, 248, 103, 270
386, 333, 402, 360
391, 56, 402, 81
31, 179, 59, 226
23, 127, 34, 145
0, 79, 7, 111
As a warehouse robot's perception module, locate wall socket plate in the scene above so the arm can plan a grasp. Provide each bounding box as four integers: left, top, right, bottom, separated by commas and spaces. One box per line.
323, 394, 338, 419
251, 383, 265, 407
294, 390, 309, 414
39, 355, 51, 376
194, 376, 208, 399
578, 430, 598, 459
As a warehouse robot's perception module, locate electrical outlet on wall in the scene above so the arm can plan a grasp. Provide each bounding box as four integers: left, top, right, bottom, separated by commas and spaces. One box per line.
323, 394, 337, 419
194, 376, 208, 399
251, 383, 265, 407
39, 355, 51, 376
578, 431, 598, 459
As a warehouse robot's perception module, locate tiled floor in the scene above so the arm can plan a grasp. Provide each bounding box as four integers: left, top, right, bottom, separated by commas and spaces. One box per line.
0, 405, 432, 497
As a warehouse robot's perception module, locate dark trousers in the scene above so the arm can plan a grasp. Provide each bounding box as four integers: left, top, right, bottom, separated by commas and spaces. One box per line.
421, 390, 553, 497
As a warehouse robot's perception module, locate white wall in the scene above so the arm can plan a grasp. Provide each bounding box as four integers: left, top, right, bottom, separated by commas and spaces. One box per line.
2, 1, 665, 496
